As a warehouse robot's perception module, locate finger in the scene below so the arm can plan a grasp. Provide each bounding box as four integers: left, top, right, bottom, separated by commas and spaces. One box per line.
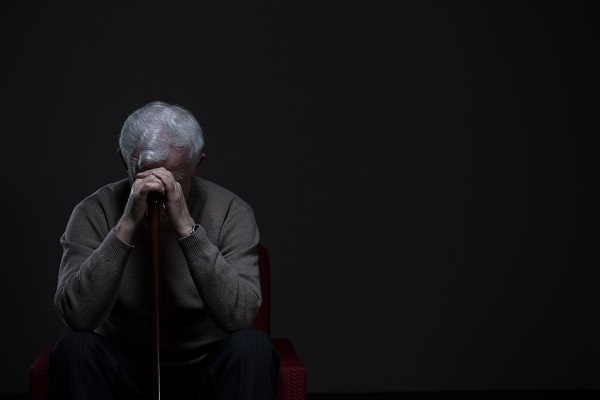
150, 170, 180, 195
150, 169, 176, 183
136, 167, 169, 178
135, 176, 165, 197
143, 184, 165, 197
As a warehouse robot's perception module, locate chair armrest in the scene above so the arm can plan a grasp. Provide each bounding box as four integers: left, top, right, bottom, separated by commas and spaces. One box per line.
29, 341, 54, 400
273, 338, 306, 400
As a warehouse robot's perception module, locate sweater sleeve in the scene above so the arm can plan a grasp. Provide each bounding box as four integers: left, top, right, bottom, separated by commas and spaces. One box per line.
178, 198, 262, 333
54, 200, 133, 331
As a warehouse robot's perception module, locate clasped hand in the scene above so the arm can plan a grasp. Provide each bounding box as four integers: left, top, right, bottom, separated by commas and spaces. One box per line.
115, 167, 195, 243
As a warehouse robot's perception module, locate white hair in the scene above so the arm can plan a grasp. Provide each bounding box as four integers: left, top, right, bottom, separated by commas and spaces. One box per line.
118, 101, 205, 174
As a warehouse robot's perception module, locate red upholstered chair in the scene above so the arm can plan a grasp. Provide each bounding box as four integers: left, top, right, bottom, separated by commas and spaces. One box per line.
29, 243, 306, 400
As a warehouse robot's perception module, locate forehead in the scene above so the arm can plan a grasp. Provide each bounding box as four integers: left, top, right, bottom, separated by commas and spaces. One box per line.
135, 149, 190, 179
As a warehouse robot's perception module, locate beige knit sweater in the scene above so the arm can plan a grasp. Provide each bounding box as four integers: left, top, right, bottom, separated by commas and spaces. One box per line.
54, 177, 261, 366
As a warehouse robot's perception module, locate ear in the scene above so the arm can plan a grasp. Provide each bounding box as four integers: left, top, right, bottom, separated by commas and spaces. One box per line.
193, 153, 207, 174
117, 148, 128, 171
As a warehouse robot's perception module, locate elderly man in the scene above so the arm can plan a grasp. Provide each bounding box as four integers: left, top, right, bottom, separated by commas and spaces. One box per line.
51, 101, 279, 399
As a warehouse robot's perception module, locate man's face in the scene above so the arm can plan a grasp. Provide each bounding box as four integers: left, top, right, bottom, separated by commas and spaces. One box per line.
130, 146, 195, 201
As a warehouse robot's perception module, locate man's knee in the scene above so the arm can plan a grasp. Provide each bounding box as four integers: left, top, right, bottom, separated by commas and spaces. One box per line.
228, 329, 280, 369
50, 332, 150, 399
51, 331, 104, 363
229, 329, 272, 352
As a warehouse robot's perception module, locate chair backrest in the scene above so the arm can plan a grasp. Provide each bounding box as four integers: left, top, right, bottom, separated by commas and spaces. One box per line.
252, 243, 271, 334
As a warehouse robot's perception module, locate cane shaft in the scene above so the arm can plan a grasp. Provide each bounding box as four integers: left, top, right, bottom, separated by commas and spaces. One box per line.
148, 196, 161, 400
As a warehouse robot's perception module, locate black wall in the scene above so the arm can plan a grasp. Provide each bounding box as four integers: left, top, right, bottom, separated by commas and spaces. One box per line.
2, 1, 599, 394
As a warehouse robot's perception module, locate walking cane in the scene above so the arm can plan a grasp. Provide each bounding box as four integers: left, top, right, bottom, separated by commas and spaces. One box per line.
148, 192, 163, 400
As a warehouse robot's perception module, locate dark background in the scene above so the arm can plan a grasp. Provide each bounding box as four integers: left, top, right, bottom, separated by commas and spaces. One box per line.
1, 0, 599, 395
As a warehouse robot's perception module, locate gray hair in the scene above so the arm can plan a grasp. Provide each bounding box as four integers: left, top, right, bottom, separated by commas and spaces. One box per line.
119, 101, 205, 173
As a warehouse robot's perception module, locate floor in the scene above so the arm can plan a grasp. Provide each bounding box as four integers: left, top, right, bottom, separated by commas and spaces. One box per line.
307, 391, 600, 399
3, 391, 599, 399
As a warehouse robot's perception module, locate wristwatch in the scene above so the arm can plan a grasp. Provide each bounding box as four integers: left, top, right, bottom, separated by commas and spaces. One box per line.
189, 224, 200, 235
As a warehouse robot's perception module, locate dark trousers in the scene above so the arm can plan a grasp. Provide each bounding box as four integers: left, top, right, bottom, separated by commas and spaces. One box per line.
50, 329, 280, 400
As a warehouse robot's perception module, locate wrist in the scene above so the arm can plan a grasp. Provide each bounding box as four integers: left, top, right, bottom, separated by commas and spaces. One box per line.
114, 218, 137, 245
178, 223, 199, 238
